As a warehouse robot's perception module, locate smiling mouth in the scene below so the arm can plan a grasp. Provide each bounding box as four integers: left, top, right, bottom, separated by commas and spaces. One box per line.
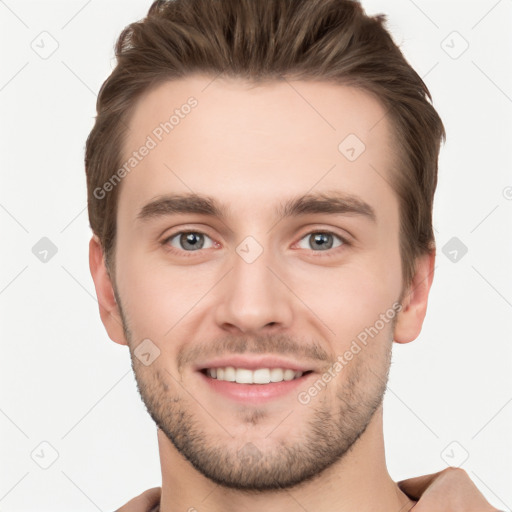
200, 367, 314, 384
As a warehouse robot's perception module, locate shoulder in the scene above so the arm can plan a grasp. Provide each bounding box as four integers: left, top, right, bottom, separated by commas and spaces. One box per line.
115, 487, 161, 512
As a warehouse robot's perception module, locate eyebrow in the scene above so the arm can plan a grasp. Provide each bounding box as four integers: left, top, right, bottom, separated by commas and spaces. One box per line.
137, 191, 376, 224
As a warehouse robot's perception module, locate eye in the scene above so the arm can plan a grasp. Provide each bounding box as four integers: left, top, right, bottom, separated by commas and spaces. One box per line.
295, 231, 346, 252
161, 229, 348, 257
164, 231, 215, 252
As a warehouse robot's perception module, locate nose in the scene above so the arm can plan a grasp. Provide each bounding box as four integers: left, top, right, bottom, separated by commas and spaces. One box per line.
213, 241, 294, 335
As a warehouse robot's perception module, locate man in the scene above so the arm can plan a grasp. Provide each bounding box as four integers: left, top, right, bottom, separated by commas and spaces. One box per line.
86, 0, 499, 510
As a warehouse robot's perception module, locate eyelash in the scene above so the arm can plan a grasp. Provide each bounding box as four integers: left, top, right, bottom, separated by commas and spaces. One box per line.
160, 229, 351, 258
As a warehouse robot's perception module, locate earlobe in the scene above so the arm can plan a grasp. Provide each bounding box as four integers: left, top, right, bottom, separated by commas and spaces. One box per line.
88, 235, 128, 346
393, 250, 436, 344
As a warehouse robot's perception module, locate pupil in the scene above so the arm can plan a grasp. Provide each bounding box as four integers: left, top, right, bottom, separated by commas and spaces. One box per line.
313, 233, 332, 250
182, 232, 203, 250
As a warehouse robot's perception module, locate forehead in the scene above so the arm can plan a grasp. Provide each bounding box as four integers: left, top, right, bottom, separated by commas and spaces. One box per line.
118, 75, 398, 224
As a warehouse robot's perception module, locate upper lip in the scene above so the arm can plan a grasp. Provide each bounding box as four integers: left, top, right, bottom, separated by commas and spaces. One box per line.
194, 355, 318, 373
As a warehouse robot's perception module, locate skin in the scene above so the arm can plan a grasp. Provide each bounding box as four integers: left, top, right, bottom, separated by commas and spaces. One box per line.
115, 468, 501, 511
89, 75, 487, 512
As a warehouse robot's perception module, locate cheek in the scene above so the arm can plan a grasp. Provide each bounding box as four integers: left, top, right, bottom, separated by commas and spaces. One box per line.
115, 249, 193, 339
291, 249, 402, 345
115, 213, 403, 347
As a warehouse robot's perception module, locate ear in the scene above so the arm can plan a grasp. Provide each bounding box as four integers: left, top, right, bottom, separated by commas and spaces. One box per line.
393, 249, 435, 344
89, 235, 128, 346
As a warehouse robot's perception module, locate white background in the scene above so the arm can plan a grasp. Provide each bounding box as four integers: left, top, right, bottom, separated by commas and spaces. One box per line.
0, 0, 511, 510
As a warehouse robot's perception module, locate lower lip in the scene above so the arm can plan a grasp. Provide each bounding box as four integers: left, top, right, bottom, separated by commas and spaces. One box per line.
198, 371, 313, 404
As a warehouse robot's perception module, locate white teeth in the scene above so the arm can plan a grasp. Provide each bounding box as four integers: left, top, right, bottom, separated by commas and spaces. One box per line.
253, 368, 270, 384
235, 368, 252, 384
224, 366, 236, 382
270, 368, 284, 382
283, 369, 296, 381
206, 367, 304, 384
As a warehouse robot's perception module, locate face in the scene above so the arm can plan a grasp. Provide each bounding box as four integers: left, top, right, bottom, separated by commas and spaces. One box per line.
93, 75, 416, 490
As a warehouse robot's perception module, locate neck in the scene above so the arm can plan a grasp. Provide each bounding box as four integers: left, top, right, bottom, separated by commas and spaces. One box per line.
157, 406, 416, 512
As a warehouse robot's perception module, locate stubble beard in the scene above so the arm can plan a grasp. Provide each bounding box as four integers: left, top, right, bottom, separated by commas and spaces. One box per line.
114, 283, 393, 491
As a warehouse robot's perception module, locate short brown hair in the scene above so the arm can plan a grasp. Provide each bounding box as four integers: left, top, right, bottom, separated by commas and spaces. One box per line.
85, 0, 445, 289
